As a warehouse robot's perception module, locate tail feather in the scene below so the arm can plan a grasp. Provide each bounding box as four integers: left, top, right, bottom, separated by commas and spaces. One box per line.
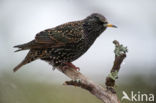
13, 50, 38, 72
13, 60, 27, 72
14, 48, 23, 52
14, 40, 35, 52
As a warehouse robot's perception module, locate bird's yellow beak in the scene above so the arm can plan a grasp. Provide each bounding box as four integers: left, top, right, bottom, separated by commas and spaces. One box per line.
106, 24, 117, 28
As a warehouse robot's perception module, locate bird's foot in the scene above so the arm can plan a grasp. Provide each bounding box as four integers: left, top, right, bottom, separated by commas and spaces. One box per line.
61, 65, 69, 72
64, 62, 80, 71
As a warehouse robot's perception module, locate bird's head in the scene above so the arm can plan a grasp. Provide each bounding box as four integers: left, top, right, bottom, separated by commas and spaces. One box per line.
86, 13, 117, 29
83, 13, 117, 43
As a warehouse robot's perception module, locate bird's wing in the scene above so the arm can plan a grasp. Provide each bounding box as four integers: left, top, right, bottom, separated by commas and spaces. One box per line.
35, 21, 84, 47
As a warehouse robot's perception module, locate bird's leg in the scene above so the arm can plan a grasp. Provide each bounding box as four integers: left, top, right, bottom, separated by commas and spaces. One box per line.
64, 62, 80, 71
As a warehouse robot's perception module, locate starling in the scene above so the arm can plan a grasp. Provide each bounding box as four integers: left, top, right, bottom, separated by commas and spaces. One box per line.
13, 13, 117, 72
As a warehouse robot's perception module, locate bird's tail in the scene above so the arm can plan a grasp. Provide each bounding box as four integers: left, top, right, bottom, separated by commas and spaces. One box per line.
13, 50, 38, 72
13, 59, 27, 72
14, 40, 35, 52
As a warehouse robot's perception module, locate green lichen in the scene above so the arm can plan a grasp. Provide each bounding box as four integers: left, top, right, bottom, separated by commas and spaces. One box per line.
114, 44, 128, 56
108, 70, 118, 81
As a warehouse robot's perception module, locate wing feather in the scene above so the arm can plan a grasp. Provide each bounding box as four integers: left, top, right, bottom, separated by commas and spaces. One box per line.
35, 21, 84, 47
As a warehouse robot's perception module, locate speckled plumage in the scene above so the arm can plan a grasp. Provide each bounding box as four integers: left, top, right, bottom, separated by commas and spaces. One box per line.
13, 13, 113, 72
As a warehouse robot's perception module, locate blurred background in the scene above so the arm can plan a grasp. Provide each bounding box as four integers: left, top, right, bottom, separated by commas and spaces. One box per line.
0, 0, 156, 103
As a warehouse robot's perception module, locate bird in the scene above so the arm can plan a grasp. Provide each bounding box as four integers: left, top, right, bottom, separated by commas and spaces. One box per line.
13, 13, 117, 72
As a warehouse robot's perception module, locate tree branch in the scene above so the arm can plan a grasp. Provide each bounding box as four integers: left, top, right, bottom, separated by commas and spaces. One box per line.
55, 40, 128, 103
105, 40, 127, 93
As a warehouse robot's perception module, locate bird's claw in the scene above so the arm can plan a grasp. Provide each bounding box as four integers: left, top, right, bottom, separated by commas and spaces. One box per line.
64, 62, 80, 71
